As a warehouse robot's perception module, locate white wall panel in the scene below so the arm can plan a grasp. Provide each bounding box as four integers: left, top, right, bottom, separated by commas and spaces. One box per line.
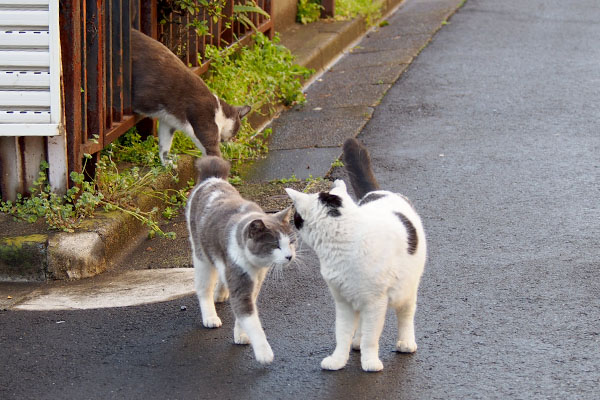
0, 0, 61, 137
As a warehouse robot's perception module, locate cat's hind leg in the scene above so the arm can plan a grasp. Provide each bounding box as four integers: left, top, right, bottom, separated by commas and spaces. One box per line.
321, 289, 357, 371
352, 315, 362, 351
358, 298, 388, 372
194, 254, 222, 328
157, 120, 176, 166
394, 300, 418, 353
214, 278, 229, 303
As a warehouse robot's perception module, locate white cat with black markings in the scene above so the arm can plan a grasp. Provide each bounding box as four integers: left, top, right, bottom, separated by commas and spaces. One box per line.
285, 138, 426, 372
186, 156, 296, 364
132, 29, 251, 166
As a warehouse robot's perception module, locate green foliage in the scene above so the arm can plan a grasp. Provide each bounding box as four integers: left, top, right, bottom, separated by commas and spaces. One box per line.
335, 0, 383, 26
203, 32, 312, 168
205, 32, 313, 110
271, 175, 300, 184
297, 0, 323, 24
161, 0, 270, 41
0, 152, 184, 238
159, 0, 228, 37
331, 158, 344, 168
234, 1, 271, 31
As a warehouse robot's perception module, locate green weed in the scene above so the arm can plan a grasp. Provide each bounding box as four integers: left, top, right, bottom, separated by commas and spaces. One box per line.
297, 0, 322, 24
335, 0, 383, 26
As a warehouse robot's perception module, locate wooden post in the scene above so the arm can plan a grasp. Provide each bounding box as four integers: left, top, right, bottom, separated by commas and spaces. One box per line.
140, 0, 158, 38
111, 0, 123, 124
86, 0, 105, 143
321, 0, 335, 18
59, 0, 83, 179
0, 137, 23, 201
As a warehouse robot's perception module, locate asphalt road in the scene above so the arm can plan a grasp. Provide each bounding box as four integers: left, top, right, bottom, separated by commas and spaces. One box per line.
2, 0, 599, 398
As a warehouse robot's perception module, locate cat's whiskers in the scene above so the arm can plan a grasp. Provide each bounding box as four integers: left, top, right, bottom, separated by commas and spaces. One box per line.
264, 262, 287, 289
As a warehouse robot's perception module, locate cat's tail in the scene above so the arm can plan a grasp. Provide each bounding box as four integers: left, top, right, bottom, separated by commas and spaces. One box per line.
342, 138, 380, 199
195, 156, 230, 182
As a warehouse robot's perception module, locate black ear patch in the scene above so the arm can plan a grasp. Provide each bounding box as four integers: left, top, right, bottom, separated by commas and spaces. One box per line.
319, 192, 342, 217
293, 211, 304, 230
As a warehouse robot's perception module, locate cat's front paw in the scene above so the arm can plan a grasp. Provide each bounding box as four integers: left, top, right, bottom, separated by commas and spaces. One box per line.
321, 355, 347, 371
361, 357, 383, 372
396, 340, 417, 353
254, 343, 274, 365
202, 315, 222, 328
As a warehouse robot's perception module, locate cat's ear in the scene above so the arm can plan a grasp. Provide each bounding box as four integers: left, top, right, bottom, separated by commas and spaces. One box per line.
248, 219, 267, 239
330, 179, 348, 195
285, 188, 308, 205
274, 206, 293, 223
236, 105, 251, 119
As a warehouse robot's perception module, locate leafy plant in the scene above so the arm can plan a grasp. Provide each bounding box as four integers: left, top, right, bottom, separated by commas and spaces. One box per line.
234, 1, 271, 31
297, 0, 322, 24
0, 153, 182, 238
271, 175, 300, 184
159, 0, 228, 37
331, 158, 344, 168
335, 0, 383, 26
202, 32, 313, 170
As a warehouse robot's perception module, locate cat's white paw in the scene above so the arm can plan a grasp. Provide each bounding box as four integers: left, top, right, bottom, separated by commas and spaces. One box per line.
234, 332, 250, 345
202, 316, 222, 328
321, 355, 347, 371
361, 357, 384, 372
254, 343, 274, 364
396, 340, 417, 353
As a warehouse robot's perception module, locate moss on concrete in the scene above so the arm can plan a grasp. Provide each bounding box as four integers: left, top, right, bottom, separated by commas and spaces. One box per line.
0, 234, 48, 281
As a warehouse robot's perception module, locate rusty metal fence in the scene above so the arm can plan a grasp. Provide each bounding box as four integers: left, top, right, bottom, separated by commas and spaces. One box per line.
59, 0, 272, 178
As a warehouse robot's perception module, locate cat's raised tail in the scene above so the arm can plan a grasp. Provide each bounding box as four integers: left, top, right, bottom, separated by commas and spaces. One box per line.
195, 156, 230, 182
342, 138, 380, 199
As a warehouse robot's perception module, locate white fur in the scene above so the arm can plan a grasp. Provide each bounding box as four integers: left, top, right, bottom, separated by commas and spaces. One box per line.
214, 94, 236, 141
285, 180, 426, 372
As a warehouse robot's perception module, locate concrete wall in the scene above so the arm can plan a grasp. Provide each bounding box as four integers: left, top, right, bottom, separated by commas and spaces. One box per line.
272, 0, 298, 32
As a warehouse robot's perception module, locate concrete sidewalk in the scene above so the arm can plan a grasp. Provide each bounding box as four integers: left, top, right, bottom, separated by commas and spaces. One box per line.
0, 0, 464, 310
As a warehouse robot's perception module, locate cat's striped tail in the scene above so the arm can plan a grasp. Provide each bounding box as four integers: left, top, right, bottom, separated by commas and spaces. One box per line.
195, 156, 230, 182
342, 138, 380, 199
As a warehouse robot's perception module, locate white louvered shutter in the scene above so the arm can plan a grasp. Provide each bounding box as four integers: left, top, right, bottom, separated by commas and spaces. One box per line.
0, 0, 62, 136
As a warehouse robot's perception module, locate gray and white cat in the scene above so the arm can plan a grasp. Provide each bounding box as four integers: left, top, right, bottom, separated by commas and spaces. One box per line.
285, 138, 426, 372
186, 156, 296, 364
131, 29, 251, 165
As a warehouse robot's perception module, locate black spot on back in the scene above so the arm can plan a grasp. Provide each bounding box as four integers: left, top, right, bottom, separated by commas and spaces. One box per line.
294, 211, 304, 230
318, 192, 342, 217
358, 192, 386, 206
394, 212, 418, 255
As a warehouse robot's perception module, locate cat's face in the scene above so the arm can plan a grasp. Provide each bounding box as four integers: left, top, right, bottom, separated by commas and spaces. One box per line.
244, 207, 296, 267
217, 101, 251, 142
285, 180, 353, 243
